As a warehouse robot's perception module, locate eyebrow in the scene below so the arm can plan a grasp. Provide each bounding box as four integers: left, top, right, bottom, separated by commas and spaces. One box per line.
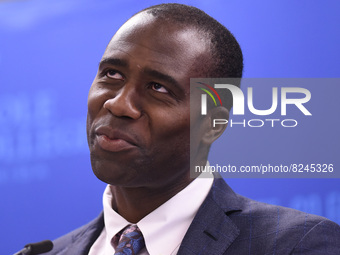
99, 57, 128, 68
144, 68, 183, 92
98, 57, 183, 92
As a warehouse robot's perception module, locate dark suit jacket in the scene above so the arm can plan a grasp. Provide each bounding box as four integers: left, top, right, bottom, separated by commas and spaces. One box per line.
46, 178, 340, 254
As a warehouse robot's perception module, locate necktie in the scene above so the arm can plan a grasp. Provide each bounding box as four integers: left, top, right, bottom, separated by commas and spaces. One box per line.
113, 224, 145, 255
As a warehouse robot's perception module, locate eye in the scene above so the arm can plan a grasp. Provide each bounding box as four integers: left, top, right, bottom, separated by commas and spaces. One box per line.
150, 82, 168, 93
106, 70, 124, 80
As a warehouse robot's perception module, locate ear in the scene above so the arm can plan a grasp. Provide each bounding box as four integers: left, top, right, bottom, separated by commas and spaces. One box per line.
201, 106, 229, 146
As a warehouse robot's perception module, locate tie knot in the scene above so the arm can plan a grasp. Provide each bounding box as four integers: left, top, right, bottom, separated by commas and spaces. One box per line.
114, 224, 145, 255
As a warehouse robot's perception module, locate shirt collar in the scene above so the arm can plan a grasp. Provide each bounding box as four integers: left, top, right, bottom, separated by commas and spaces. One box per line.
102, 172, 213, 255
102, 186, 130, 246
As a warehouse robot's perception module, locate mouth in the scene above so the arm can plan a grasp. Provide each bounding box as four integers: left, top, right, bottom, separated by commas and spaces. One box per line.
94, 126, 137, 153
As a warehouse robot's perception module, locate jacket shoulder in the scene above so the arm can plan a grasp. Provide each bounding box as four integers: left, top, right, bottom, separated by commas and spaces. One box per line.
45, 213, 104, 255
227, 194, 340, 254
207, 178, 340, 254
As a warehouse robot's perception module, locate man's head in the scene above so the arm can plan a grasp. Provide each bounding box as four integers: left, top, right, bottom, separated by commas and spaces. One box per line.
86, 4, 243, 189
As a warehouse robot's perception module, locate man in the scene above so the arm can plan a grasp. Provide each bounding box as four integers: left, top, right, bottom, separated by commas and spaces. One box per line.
46, 3, 340, 255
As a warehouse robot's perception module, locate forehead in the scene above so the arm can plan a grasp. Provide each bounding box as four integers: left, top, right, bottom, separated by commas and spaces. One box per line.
112, 12, 209, 51
103, 12, 212, 78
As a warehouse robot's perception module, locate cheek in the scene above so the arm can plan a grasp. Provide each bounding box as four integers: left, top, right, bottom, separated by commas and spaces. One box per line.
155, 112, 191, 171
87, 85, 107, 141
87, 85, 106, 119
151, 109, 190, 146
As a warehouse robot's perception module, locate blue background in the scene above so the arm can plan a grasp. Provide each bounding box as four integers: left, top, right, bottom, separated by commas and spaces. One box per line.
1, 0, 339, 254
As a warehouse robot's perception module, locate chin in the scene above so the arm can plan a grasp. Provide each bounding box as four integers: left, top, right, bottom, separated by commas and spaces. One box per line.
90, 158, 139, 186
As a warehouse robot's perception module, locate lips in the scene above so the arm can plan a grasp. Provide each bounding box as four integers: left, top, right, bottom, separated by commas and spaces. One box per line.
94, 126, 137, 152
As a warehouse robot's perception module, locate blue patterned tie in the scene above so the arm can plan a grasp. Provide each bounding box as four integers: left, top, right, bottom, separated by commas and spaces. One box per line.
113, 224, 145, 255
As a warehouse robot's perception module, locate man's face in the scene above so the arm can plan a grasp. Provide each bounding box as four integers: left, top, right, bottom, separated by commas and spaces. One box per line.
87, 13, 211, 189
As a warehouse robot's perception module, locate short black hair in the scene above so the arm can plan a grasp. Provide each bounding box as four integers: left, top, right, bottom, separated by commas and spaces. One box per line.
139, 3, 243, 79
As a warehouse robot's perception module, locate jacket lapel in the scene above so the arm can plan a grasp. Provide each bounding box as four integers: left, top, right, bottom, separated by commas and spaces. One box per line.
177, 178, 242, 255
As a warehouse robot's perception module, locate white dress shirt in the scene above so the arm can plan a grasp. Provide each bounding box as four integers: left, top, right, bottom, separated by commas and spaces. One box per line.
89, 173, 213, 255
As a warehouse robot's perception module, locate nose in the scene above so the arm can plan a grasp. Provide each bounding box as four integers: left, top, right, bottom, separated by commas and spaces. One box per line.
103, 87, 142, 119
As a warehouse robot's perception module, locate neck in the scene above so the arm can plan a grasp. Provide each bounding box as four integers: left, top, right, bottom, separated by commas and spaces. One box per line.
110, 178, 194, 223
